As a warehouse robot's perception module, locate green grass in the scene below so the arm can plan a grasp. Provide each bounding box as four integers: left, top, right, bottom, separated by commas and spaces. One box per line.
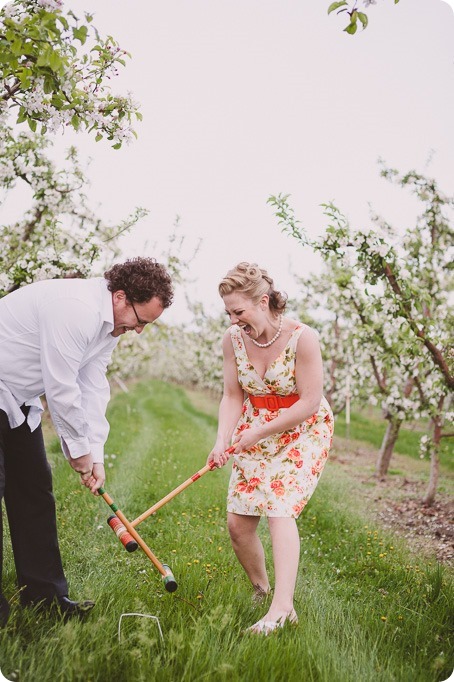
1, 381, 453, 681
334, 407, 453, 472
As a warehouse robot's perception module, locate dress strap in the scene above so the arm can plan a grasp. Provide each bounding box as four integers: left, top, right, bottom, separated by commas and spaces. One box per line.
287, 323, 306, 351
229, 325, 247, 362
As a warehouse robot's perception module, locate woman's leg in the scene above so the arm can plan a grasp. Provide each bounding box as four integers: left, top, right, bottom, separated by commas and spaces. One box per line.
227, 512, 270, 593
262, 517, 300, 622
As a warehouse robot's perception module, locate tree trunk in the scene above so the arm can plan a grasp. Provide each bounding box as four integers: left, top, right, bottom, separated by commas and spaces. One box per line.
422, 408, 443, 506
375, 416, 402, 478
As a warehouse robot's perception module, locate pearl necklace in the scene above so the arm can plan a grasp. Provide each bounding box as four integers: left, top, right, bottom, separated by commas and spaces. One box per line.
251, 315, 283, 348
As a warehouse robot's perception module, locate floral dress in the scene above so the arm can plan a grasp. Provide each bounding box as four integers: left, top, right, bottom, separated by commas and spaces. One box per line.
227, 324, 334, 518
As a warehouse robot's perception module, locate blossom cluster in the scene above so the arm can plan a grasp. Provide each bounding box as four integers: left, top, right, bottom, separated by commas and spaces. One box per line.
0, 117, 147, 296
1, 0, 141, 146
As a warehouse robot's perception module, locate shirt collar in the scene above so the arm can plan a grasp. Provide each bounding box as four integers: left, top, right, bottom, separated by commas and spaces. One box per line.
100, 278, 114, 330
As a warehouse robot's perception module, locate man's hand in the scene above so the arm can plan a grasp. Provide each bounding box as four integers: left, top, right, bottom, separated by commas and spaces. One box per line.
69, 454, 105, 495
69, 453, 92, 476
89, 463, 105, 495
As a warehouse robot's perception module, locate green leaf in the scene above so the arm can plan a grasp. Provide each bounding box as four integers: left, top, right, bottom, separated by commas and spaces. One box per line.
49, 51, 62, 72
357, 12, 368, 29
73, 26, 88, 45
71, 113, 80, 130
57, 15, 69, 30
17, 106, 27, 124
344, 16, 358, 34
51, 94, 64, 108
328, 1, 348, 14
27, 118, 37, 132
18, 68, 32, 88
43, 75, 54, 94
95, 133, 103, 142
36, 51, 50, 67
11, 38, 23, 57
112, 142, 122, 150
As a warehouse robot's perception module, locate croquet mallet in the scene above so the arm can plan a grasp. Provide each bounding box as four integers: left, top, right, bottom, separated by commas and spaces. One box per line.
100, 446, 235, 591
98, 486, 178, 592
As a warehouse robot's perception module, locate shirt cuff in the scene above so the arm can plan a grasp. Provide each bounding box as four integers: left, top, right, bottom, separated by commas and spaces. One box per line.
89, 443, 104, 464
60, 437, 104, 463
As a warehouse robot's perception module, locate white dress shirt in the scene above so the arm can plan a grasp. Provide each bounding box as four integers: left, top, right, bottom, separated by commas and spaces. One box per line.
0, 278, 119, 463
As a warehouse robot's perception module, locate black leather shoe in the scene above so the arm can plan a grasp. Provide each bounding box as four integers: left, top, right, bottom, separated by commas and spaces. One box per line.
54, 596, 95, 619
0, 595, 10, 628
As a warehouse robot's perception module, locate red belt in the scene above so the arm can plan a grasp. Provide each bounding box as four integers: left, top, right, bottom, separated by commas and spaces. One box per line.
248, 394, 299, 411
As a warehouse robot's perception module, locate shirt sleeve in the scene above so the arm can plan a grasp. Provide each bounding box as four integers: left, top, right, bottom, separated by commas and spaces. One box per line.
38, 298, 104, 460
76, 345, 115, 463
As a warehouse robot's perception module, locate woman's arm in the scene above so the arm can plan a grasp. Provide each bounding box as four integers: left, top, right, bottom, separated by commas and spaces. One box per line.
208, 331, 244, 466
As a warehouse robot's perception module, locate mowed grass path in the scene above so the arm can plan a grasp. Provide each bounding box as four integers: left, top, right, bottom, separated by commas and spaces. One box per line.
0, 380, 452, 682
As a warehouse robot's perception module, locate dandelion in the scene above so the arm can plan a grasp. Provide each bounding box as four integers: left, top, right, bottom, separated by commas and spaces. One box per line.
381, 616, 387, 622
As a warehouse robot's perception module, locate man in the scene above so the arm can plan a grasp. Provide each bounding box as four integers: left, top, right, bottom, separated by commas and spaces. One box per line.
0, 257, 173, 626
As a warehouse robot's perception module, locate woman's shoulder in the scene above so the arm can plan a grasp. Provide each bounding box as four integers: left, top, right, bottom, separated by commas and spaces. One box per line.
284, 318, 317, 335
284, 319, 320, 348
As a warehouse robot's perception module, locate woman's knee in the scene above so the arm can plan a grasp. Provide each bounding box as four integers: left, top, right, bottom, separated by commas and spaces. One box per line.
227, 513, 258, 545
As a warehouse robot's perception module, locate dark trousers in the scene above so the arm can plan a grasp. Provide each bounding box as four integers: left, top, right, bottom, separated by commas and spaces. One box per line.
0, 407, 68, 604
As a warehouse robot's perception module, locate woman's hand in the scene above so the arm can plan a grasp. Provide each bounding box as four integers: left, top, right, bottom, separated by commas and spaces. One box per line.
233, 427, 264, 453
207, 444, 235, 468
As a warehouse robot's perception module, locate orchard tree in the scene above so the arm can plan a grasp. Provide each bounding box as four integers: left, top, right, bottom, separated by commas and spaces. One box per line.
292, 254, 422, 469
0, 0, 147, 290
269, 165, 453, 504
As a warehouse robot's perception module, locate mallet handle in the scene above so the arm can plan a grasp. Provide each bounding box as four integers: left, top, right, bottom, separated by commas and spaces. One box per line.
99, 488, 167, 578
131, 462, 214, 528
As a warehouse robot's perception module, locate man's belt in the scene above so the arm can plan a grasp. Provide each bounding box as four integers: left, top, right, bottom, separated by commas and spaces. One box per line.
248, 394, 299, 411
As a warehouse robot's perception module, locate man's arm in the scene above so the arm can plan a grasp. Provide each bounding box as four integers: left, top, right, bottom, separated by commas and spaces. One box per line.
39, 298, 102, 489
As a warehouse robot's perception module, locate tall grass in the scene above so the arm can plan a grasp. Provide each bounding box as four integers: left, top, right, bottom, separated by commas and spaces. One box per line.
0, 381, 452, 681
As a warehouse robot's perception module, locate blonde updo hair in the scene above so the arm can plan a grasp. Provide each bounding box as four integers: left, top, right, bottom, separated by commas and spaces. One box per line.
219, 262, 287, 315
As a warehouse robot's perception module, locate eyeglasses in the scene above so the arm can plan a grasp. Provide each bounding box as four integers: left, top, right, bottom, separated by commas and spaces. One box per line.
129, 300, 148, 328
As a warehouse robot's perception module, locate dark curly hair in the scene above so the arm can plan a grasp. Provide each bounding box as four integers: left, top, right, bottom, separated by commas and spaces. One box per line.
104, 257, 174, 308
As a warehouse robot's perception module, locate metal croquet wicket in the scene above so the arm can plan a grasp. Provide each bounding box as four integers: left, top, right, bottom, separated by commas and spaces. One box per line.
98, 448, 234, 592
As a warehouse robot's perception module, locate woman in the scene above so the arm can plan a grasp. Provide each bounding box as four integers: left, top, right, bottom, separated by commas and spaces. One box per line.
208, 262, 334, 635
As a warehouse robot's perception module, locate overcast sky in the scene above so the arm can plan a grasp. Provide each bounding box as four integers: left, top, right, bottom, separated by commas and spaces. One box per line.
3, 1, 454, 322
